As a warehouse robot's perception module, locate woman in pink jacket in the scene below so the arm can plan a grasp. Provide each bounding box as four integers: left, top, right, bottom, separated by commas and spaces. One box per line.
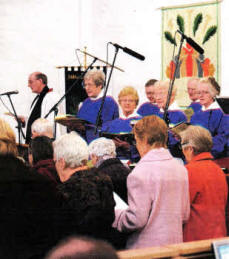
113, 115, 190, 249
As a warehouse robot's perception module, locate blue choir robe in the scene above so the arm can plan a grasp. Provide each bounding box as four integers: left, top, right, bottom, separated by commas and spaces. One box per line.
190, 101, 229, 158
77, 93, 119, 143
188, 101, 202, 114
102, 110, 142, 162
158, 102, 187, 159
137, 102, 159, 117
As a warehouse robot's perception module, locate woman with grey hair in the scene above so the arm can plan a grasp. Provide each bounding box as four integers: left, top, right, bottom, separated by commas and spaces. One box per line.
77, 69, 119, 144
190, 77, 229, 158
31, 118, 54, 139
89, 137, 130, 203
180, 125, 227, 242
53, 133, 119, 247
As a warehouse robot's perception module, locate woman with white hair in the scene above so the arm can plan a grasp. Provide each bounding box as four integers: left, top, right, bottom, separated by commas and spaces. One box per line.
190, 77, 229, 158
53, 132, 118, 246
180, 125, 227, 241
89, 137, 130, 202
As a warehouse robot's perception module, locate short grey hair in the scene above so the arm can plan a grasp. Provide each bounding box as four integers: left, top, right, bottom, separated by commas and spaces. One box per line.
84, 69, 105, 88
53, 132, 89, 168
88, 137, 116, 158
180, 125, 212, 155
31, 118, 53, 136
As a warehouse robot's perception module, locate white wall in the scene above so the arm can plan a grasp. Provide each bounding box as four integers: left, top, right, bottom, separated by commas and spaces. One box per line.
0, 0, 228, 138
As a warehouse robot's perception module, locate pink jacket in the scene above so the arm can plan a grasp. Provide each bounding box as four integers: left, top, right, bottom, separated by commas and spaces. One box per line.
113, 148, 190, 249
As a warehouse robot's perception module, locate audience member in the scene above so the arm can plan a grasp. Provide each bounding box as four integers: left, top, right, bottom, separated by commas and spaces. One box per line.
45, 236, 119, 259
190, 77, 229, 158
31, 118, 54, 139
77, 69, 119, 143
0, 118, 18, 157
137, 79, 159, 116
180, 125, 228, 241
53, 132, 122, 248
102, 86, 141, 162
0, 120, 62, 258
28, 136, 59, 184
113, 115, 190, 249
89, 137, 130, 203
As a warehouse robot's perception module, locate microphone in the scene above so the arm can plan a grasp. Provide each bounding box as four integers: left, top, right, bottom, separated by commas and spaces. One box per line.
177, 30, 204, 55
109, 42, 145, 61
0, 90, 19, 96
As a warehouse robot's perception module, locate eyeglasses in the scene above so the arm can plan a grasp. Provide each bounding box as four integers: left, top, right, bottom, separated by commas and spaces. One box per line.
197, 91, 210, 96
120, 99, 135, 103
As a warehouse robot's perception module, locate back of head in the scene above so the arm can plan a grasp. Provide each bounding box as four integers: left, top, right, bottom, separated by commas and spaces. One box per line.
45, 236, 119, 259
31, 118, 53, 139
180, 125, 212, 155
29, 136, 53, 164
0, 118, 18, 156
133, 115, 168, 148
88, 137, 116, 158
53, 132, 89, 168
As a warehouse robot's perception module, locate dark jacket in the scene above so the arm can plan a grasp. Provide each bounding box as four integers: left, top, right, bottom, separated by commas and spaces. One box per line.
98, 158, 130, 203
57, 167, 127, 249
32, 158, 60, 184
0, 155, 62, 259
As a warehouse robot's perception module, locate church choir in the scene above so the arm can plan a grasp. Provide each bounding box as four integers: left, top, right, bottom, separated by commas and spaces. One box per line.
0, 71, 228, 258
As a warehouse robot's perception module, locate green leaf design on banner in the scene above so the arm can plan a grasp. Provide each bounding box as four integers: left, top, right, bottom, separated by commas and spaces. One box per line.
193, 13, 203, 36
164, 31, 177, 46
202, 25, 217, 44
177, 15, 185, 33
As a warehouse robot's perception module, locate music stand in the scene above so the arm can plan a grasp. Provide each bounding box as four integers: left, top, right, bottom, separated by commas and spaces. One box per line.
216, 97, 229, 114
55, 115, 89, 132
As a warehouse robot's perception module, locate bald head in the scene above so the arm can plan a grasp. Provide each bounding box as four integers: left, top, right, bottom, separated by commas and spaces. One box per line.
28, 72, 47, 94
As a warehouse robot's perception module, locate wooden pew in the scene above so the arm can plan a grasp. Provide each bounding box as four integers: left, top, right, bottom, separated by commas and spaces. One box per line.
117, 237, 229, 259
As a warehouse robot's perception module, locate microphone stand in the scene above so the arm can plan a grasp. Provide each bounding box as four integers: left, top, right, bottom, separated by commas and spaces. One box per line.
163, 34, 185, 125
44, 57, 98, 139
94, 46, 119, 135
7, 95, 25, 145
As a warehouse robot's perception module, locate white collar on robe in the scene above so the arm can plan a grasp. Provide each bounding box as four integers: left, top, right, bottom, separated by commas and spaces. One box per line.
202, 101, 220, 111
119, 109, 140, 119
90, 90, 104, 101
160, 101, 180, 112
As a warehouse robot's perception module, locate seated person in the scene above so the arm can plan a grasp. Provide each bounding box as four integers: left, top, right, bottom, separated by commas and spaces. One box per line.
28, 136, 59, 184
77, 69, 119, 143
102, 86, 142, 162
0, 120, 62, 258
180, 125, 227, 241
190, 77, 229, 158
154, 80, 187, 158
113, 115, 190, 249
31, 118, 54, 139
88, 137, 130, 203
187, 77, 202, 113
137, 79, 159, 116
53, 132, 124, 249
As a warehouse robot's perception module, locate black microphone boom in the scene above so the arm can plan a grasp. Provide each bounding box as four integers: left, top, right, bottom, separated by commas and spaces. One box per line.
177, 30, 204, 55
110, 42, 145, 61
0, 90, 19, 96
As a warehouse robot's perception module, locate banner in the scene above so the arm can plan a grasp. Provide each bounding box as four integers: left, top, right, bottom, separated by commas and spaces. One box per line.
161, 1, 221, 106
